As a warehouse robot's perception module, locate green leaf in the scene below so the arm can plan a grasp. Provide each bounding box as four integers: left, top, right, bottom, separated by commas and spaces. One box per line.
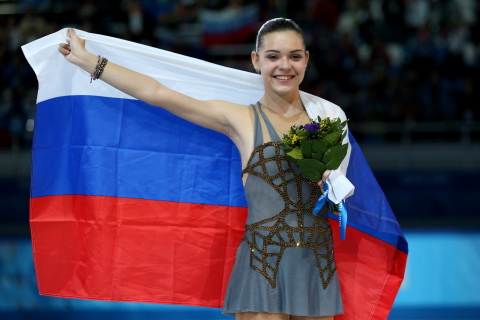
298, 159, 326, 182
321, 139, 332, 149
341, 130, 347, 141
322, 144, 348, 170
329, 203, 339, 214
312, 152, 323, 162
312, 140, 328, 155
301, 140, 312, 158
323, 144, 348, 165
330, 118, 341, 132
283, 147, 293, 154
325, 157, 343, 170
340, 118, 349, 128
297, 130, 308, 139
322, 131, 341, 146
286, 147, 303, 160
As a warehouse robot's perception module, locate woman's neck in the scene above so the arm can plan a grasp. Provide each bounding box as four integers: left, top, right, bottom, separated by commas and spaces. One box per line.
260, 91, 305, 117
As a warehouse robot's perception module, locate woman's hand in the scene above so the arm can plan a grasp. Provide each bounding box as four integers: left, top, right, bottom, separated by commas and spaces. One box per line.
58, 28, 87, 67
318, 170, 340, 215
317, 169, 331, 193
317, 170, 339, 215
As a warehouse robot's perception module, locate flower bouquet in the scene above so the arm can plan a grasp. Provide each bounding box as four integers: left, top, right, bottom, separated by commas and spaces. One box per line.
280, 116, 348, 181
280, 116, 349, 239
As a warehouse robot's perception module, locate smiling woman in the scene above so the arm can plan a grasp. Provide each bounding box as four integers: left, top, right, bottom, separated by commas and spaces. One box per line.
222, 19, 342, 320
253, 31, 309, 103
251, 20, 309, 115
57, 17, 349, 320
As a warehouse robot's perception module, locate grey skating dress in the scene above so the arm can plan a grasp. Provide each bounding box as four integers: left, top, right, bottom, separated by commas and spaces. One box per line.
222, 102, 343, 317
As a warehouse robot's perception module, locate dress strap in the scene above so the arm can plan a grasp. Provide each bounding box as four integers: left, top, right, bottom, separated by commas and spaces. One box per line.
249, 103, 264, 148
256, 102, 281, 142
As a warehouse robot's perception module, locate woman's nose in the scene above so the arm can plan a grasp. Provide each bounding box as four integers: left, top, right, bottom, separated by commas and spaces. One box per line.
279, 57, 291, 70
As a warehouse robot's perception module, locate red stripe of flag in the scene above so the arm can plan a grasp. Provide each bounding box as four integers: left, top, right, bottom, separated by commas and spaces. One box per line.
30, 195, 247, 307
31, 195, 406, 318
330, 219, 407, 320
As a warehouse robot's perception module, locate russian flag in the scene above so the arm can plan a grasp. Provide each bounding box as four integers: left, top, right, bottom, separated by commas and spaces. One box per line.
199, 4, 259, 45
22, 29, 407, 319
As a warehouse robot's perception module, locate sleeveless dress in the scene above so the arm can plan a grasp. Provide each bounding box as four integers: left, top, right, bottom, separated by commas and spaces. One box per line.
222, 102, 343, 317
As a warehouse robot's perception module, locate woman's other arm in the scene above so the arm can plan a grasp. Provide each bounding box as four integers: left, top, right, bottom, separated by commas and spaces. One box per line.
58, 28, 245, 138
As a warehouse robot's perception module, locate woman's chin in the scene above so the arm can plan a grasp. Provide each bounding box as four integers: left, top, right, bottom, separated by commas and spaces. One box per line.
269, 86, 298, 97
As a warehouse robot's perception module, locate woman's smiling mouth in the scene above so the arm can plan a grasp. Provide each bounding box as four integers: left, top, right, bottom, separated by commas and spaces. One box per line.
273, 75, 295, 81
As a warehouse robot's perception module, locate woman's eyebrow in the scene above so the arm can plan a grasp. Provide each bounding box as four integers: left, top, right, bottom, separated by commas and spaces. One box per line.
264, 49, 304, 53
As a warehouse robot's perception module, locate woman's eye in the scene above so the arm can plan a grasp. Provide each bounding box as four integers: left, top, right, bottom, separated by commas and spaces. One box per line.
267, 55, 277, 60
292, 55, 302, 59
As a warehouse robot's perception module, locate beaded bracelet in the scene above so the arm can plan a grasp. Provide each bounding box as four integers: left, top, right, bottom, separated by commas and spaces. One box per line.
90, 55, 108, 83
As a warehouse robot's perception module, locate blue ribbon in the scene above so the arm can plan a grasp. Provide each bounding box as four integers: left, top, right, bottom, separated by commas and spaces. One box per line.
312, 183, 348, 240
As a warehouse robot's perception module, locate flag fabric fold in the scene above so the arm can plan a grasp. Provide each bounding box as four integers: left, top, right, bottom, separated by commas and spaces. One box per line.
22, 28, 407, 320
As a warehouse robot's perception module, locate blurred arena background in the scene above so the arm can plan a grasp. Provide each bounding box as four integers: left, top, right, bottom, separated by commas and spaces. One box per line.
0, 0, 479, 319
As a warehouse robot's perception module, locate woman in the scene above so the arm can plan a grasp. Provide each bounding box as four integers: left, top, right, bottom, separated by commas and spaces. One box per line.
59, 18, 345, 320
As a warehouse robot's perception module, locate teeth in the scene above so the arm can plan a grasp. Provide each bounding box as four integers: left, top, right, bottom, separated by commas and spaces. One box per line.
275, 76, 292, 80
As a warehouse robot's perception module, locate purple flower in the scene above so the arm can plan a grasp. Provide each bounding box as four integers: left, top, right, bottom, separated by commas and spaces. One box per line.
339, 125, 343, 129
304, 123, 320, 132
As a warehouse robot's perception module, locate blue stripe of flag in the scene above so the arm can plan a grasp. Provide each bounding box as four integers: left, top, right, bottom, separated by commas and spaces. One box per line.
32, 95, 246, 207
32, 95, 406, 247
345, 133, 408, 251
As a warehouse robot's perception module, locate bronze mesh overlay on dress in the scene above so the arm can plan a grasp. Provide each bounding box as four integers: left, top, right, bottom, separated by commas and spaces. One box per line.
241, 141, 336, 289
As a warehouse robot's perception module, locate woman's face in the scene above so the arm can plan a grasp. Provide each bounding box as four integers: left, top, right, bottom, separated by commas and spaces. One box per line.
252, 31, 309, 99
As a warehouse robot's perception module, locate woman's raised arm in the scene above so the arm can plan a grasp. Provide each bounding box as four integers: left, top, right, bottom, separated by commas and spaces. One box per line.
58, 28, 246, 138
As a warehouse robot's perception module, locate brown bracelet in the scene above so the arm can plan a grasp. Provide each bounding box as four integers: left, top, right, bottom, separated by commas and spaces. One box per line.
90, 55, 101, 83
94, 57, 108, 79
90, 56, 108, 83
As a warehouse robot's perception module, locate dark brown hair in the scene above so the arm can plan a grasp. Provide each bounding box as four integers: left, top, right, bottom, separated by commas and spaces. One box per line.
255, 18, 305, 53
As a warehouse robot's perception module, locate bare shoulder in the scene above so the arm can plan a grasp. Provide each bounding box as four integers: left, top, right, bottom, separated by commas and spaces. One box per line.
208, 100, 254, 155
204, 100, 253, 137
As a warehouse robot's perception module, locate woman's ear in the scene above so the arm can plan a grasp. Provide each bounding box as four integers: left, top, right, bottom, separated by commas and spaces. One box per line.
251, 51, 259, 73
305, 50, 310, 69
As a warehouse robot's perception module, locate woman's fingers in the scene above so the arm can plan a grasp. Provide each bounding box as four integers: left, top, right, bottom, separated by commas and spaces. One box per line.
68, 27, 76, 39
68, 28, 82, 44
58, 29, 74, 58
58, 28, 87, 64
68, 28, 77, 45
317, 169, 331, 193
58, 46, 70, 56
58, 44, 70, 56
322, 169, 331, 182
67, 28, 86, 50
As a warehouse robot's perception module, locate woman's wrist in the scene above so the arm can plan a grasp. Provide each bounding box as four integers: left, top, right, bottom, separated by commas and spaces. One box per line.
77, 51, 98, 74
